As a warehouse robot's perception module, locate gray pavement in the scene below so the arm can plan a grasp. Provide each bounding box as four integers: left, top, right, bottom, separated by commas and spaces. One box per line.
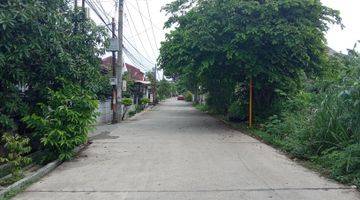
14, 98, 360, 200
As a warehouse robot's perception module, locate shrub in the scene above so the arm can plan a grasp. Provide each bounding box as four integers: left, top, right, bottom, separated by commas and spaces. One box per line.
121, 98, 133, 107
23, 84, 98, 161
121, 98, 133, 120
140, 98, 150, 105
184, 91, 193, 102
227, 101, 247, 122
317, 144, 360, 186
195, 104, 209, 112
0, 133, 31, 179
261, 52, 360, 187
135, 104, 143, 113
0, 0, 109, 159
128, 110, 136, 117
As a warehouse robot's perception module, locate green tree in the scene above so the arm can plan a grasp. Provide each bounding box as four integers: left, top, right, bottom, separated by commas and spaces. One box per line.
159, 0, 341, 118
158, 79, 173, 100
0, 0, 109, 159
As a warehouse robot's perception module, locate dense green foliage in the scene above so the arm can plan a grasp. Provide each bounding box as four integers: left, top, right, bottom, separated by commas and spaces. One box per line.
260, 51, 360, 187
23, 83, 98, 161
146, 72, 175, 101
0, 133, 31, 179
140, 98, 151, 105
0, 0, 109, 163
227, 100, 247, 122
159, 0, 341, 118
157, 79, 175, 100
184, 91, 193, 102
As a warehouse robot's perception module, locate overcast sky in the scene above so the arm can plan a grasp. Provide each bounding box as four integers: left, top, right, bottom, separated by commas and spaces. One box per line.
89, 0, 360, 72
322, 0, 360, 53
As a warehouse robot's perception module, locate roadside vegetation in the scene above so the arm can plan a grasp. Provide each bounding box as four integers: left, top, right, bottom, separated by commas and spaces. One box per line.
159, 0, 359, 188
0, 0, 110, 185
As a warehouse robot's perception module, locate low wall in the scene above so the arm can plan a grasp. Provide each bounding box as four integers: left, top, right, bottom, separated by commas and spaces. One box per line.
96, 100, 137, 125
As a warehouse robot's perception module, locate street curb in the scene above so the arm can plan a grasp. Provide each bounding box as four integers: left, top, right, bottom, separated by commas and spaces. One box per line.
0, 144, 87, 199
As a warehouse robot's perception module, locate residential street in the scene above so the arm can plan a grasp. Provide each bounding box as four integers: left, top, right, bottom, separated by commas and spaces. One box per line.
14, 98, 360, 200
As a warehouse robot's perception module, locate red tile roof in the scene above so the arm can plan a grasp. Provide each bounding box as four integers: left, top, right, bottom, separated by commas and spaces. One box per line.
125, 63, 145, 81
101, 56, 145, 81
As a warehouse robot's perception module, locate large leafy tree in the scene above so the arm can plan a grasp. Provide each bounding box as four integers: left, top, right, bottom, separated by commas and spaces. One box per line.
0, 0, 109, 157
159, 0, 341, 117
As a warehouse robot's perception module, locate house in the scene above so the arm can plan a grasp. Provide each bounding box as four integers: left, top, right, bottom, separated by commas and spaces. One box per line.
124, 63, 151, 105
101, 56, 151, 105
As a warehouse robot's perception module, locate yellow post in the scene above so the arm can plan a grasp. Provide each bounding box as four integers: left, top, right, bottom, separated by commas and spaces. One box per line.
249, 78, 253, 127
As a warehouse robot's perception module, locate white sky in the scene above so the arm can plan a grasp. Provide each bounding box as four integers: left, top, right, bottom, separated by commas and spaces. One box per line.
88, 0, 360, 72
322, 0, 360, 53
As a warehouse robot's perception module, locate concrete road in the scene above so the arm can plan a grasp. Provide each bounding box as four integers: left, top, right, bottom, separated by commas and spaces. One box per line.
14, 98, 360, 200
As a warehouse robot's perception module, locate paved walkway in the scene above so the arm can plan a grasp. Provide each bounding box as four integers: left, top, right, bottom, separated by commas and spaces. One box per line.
14, 99, 360, 200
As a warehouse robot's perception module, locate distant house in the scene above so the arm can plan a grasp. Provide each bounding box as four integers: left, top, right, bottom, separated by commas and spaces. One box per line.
124, 63, 151, 104
125, 63, 145, 81
101, 56, 151, 104
100, 56, 112, 74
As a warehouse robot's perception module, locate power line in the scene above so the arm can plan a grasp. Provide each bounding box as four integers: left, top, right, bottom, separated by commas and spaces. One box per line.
124, 13, 136, 41
86, 0, 154, 70
145, 0, 159, 50
94, 0, 111, 22
127, 26, 152, 40
86, 0, 112, 31
125, 0, 164, 32
124, 2, 152, 61
123, 47, 151, 72
123, 36, 155, 65
134, 0, 156, 59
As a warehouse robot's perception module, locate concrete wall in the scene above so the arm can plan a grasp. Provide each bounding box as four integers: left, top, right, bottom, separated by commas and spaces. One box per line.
96, 99, 138, 125
96, 99, 112, 124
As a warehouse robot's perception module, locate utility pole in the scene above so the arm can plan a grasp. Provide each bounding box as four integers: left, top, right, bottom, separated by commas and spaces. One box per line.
116, 0, 124, 121
111, 18, 118, 124
153, 65, 158, 104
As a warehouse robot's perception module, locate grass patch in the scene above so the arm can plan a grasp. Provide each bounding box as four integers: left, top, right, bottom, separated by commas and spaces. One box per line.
194, 103, 209, 112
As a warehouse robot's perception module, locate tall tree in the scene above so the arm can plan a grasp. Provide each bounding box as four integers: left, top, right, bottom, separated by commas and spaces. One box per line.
0, 0, 109, 156
159, 0, 341, 117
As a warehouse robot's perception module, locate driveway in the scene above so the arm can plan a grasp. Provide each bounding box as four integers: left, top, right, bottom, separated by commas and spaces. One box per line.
14, 98, 360, 200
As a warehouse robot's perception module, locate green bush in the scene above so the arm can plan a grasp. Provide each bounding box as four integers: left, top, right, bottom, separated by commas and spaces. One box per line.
317, 144, 360, 185
140, 98, 150, 105
128, 110, 136, 117
260, 52, 360, 188
0, 133, 31, 179
121, 98, 133, 120
135, 104, 143, 113
23, 84, 98, 161
184, 91, 193, 102
195, 104, 209, 112
227, 101, 247, 122
121, 98, 133, 107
